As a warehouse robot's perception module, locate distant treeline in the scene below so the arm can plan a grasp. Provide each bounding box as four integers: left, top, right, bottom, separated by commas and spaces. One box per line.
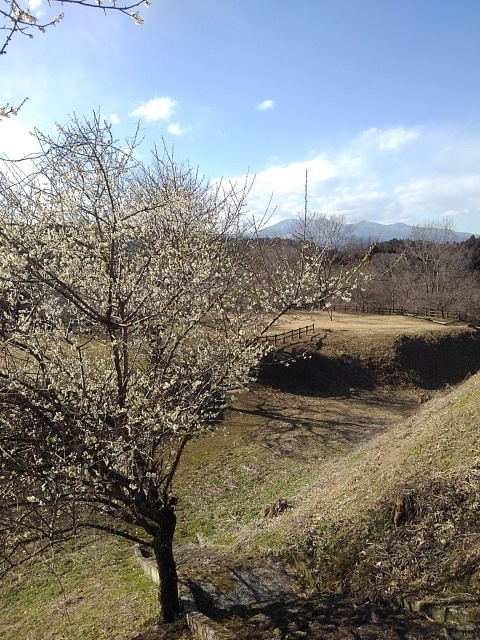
252, 230, 480, 323
372, 235, 480, 271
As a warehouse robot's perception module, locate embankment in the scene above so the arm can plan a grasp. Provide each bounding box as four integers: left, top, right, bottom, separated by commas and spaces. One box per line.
258, 326, 480, 393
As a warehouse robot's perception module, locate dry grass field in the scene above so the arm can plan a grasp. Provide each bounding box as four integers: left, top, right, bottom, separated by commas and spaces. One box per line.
268, 308, 458, 335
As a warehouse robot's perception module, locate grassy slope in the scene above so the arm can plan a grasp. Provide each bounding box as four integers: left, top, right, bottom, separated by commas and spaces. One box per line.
243, 371, 480, 600
174, 385, 419, 545
0, 535, 160, 640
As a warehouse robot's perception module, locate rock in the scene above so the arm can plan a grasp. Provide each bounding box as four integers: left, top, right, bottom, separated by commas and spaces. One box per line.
249, 613, 270, 628
263, 498, 294, 518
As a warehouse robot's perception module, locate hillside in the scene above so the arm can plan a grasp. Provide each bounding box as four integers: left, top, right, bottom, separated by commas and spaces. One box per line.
248, 316, 480, 600
246, 366, 480, 601
175, 314, 480, 636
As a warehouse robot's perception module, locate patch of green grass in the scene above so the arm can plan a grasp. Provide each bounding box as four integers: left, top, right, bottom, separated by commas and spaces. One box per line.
440, 446, 454, 469
0, 534, 159, 640
452, 388, 480, 408
175, 453, 313, 545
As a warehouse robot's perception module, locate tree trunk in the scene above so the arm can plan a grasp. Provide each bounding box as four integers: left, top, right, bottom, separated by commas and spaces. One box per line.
152, 502, 181, 623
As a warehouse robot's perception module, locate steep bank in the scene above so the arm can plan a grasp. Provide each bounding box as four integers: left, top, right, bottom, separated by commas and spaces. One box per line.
247, 349, 480, 614
258, 325, 480, 393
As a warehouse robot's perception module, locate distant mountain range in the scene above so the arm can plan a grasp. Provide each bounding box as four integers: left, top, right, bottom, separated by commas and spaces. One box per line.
256, 219, 475, 243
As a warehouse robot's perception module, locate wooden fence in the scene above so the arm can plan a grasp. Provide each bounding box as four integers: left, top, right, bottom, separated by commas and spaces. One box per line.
261, 323, 315, 345
294, 303, 464, 321
259, 303, 467, 348
328, 304, 463, 321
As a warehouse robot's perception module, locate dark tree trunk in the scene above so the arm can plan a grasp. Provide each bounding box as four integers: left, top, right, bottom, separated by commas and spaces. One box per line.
152, 501, 181, 623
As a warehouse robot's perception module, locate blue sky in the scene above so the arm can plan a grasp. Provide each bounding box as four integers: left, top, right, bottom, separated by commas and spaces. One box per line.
2, 0, 480, 233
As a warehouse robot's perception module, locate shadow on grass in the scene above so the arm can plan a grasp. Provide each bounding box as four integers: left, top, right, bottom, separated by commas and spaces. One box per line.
257, 351, 377, 396
228, 387, 417, 457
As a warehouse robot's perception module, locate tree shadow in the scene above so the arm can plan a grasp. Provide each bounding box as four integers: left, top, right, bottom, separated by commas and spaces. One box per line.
257, 350, 377, 397
228, 388, 417, 456
187, 579, 443, 639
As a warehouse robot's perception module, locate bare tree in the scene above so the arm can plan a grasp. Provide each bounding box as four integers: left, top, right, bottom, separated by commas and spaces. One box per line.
354, 220, 480, 319
256, 174, 368, 318
360, 252, 413, 313
409, 219, 476, 317
292, 203, 371, 315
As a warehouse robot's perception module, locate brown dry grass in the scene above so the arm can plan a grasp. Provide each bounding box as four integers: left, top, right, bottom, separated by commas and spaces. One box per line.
268, 309, 461, 335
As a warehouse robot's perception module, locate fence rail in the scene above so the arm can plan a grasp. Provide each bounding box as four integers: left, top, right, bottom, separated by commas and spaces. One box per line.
329, 305, 463, 321
293, 303, 464, 321
261, 323, 315, 345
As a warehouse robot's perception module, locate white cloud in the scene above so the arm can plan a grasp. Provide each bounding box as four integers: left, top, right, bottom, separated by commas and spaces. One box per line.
128, 97, 190, 136
167, 122, 190, 137
256, 99, 275, 111
394, 174, 480, 216
225, 124, 480, 234
0, 118, 39, 159
27, 0, 43, 12
356, 126, 420, 151
129, 96, 177, 122
226, 156, 337, 220
238, 156, 336, 197
110, 113, 120, 125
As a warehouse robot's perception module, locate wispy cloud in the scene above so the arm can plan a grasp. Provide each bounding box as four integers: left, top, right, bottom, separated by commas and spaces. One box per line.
110, 113, 120, 125
226, 125, 480, 234
129, 96, 177, 122
167, 122, 190, 137
256, 99, 274, 111
357, 126, 420, 151
394, 174, 480, 219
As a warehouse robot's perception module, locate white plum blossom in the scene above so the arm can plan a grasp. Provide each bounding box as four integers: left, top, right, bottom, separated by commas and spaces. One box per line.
0, 114, 369, 623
